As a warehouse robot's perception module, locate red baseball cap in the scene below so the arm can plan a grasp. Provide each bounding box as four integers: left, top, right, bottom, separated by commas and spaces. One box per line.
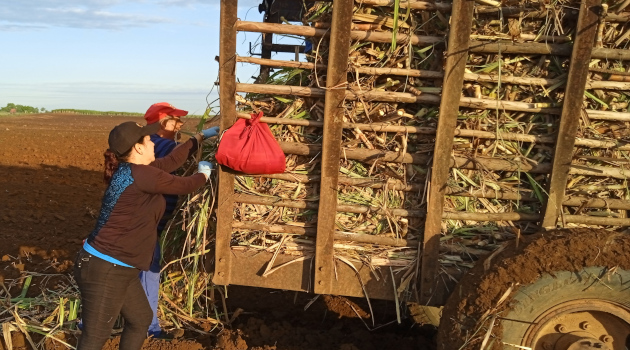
144, 102, 188, 125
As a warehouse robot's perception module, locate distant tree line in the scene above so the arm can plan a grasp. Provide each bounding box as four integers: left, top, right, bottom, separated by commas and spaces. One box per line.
50, 109, 143, 116
49, 109, 204, 118
0, 104, 204, 118
1, 103, 45, 113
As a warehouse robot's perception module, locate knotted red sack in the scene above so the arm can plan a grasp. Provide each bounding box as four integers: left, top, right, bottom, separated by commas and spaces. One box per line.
215, 112, 286, 174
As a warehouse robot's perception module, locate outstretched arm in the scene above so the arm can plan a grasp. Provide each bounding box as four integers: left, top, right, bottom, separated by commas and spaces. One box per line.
133, 165, 206, 195
150, 134, 203, 173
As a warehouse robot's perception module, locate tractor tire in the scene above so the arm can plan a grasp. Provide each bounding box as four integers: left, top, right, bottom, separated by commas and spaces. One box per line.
436, 228, 630, 350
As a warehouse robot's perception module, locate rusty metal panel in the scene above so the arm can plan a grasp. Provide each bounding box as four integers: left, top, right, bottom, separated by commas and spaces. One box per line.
227, 249, 414, 301
420, 0, 475, 306
227, 250, 313, 292
542, 0, 603, 228
329, 261, 405, 301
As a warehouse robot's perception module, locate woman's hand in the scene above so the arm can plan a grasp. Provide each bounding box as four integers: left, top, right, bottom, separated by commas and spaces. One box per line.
201, 126, 220, 140
198, 161, 214, 180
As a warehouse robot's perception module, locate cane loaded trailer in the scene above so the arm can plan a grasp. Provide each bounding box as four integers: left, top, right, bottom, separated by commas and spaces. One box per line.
211, 0, 630, 348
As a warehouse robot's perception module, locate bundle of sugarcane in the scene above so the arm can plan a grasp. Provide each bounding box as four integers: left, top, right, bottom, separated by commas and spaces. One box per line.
210, 0, 630, 301
157, 122, 226, 333
438, 1, 575, 253
437, 0, 629, 268
228, 1, 448, 300
565, 9, 630, 227
464, 0, 629, 231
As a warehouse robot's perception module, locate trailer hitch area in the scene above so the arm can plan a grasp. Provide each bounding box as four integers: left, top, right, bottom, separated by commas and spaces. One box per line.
539, 328, 616, 350
522, 299, 630, 350
561, 337, 611, 350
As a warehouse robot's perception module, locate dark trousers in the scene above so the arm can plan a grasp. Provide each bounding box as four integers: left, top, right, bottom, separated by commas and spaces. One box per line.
74, 249, 153, 350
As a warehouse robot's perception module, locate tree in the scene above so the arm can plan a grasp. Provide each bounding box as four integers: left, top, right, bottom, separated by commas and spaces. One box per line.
0, 103, 43, 113
1, 103, 16, 112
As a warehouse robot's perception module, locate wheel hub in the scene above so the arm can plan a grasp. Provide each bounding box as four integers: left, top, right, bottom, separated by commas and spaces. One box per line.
521, 299, 630, 350
565, 337, 610, 350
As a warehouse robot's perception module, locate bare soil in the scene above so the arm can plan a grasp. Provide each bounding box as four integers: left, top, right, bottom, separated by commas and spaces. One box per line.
0, 114, 435, 350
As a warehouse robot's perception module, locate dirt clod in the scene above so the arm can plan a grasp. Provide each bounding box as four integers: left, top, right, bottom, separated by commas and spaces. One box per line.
216, 330, 249, 350
102, 337, 204, 350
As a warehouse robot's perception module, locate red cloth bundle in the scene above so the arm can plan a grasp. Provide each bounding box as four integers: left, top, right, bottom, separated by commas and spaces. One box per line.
215, 112, 286, 174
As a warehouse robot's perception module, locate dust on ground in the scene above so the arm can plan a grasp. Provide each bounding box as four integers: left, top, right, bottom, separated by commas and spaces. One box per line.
0, 114, 436, 350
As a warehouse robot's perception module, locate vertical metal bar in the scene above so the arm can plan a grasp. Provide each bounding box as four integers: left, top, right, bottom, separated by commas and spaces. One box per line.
314, 0, 353, 295
420, 0, 475, 305
256, 33, 273, 83
541, 0, 602, 228
213, 0, 238, 286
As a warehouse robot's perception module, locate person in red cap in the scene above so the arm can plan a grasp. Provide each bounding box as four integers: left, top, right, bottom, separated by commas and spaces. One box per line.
74, 121, 215, 350
143, 102, 189, 140
140, 102, 219, 338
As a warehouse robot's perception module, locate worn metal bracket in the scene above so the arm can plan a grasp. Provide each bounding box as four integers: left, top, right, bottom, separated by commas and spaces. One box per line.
313, 0, 354, 295
420, 0, 475, 306
212, 0, 239, 287
542, 0, 603, 229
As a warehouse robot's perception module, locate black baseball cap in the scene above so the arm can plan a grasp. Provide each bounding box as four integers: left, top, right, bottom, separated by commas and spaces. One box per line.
108, 121, 160, 156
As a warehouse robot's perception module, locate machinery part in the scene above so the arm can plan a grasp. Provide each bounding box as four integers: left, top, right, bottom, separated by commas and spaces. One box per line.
565, 337, 610, 350
436, 229, 630, 350
502, 267, 630, 350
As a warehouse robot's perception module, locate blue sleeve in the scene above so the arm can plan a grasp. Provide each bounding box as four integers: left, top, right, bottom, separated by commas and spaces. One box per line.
149, 138, 199, 174
152, 136, 177, 158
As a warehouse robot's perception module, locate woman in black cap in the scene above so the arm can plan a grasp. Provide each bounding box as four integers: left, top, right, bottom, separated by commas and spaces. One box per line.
74, 121, 215, 350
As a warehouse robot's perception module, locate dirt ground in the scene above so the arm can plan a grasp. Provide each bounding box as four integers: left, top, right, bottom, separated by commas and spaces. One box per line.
0, 114, 436, 350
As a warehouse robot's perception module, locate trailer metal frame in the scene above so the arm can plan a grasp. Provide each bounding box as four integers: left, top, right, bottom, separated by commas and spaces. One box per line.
213, 0, 623, 305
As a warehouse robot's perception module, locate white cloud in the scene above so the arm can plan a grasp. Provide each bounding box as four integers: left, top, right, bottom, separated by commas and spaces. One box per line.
0, 0, 265, 31
0, 24, 48, 31
0, 0, 170, 31
159, 0, 261, 7
158, 0, 216, 5
158, 0, 263, 16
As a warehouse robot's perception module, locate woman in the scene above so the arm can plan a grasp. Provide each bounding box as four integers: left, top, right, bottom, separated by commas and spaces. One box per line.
139, 102, 219, 337
74, 121, 215, 350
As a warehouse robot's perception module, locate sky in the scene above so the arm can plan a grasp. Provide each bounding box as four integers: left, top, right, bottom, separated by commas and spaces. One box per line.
0, 0, 300, 115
